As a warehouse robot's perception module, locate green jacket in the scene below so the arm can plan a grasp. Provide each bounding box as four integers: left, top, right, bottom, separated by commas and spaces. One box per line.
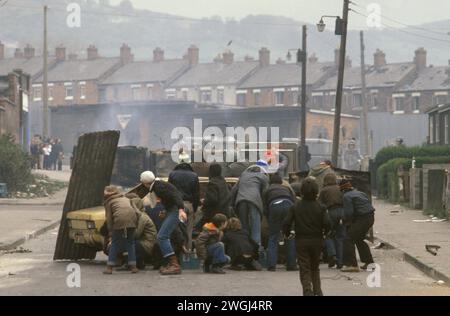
135, 211, 157, 255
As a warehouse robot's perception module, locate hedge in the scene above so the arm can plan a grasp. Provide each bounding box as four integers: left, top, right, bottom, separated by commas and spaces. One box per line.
374, 145, 450, 169
0, 134, 33, 192
377, 156, 450, 200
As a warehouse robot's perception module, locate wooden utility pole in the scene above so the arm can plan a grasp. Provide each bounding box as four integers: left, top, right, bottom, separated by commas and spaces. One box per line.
43, 5, 49, 138
331, 0, 350, 167
360, 30, 370, 157
300, 25, 308, 171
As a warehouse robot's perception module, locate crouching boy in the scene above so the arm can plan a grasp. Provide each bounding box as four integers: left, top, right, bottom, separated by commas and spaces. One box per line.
196, 213, 230, 274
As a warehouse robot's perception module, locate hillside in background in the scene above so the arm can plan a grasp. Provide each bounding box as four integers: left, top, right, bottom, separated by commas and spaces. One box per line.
1, 0, 450, 66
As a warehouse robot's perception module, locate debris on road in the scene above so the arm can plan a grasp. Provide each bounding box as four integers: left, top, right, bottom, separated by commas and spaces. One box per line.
1, 247, 32, 255
425, 245, 441, 256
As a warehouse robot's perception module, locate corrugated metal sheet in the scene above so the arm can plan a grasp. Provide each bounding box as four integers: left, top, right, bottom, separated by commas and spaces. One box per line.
53, 130, 120, 260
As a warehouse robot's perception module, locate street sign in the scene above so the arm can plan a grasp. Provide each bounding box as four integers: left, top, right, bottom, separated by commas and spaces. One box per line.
117, 114, 132, 130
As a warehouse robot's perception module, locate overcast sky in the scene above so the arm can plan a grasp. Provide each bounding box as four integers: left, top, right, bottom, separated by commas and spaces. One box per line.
110, 0, 450, 30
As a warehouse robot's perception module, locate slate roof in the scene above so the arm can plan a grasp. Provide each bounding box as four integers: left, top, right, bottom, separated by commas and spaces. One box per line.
398, 66, 450, 92
102, 59, 189, 85
239, 62, 335, 89
170, 61, 259, 87
0, 56, 56, 78
35, 57, 120, 83
316, 63, 415, 91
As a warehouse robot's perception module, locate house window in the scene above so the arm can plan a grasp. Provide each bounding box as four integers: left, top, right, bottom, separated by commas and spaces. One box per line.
274, 91, 285, 106
445, 115, 449, 145
48, 87, 53, 101
371, 94, 379, 109
33, 86, 42, 101
147, 87, 153, 100
433, 94, 447, 106
352, 94, 362, 108
200, 90, 212, 103
65, 84, 74, 101
79, 83, 86, 100
312, 95, 324, 109
166, 89, 176, 100
217, 89, 224, 104
412, 96, 420, 113
393, 96, 405, 113
254, 92, 261, 106
237, 92, 246, 106
429, 116, 434, 144
436, 115, 440, 143
131, 86, 140, 101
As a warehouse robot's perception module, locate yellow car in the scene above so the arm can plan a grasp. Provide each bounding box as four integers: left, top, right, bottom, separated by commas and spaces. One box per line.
65, 177, 239, 250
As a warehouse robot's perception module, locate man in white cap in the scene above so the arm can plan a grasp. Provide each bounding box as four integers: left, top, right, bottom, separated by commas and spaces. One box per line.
140, 171, 187, 275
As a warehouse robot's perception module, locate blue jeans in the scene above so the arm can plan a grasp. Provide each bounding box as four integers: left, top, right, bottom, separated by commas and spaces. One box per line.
207, 242, 231, 265
267, 199, 296, 268
236, 201, 262, 246
108, 228, 137, 266
157, 207, 180, 258
325, 207, 346, 266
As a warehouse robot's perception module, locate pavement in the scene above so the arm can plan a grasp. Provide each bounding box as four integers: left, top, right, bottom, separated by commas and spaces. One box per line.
0, 169, 70, 250
1, 227, 450, 295
374, 198, 450, 284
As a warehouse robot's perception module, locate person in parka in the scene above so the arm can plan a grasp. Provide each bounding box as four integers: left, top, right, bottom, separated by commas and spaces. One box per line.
134, 210, 157, 270
231, 163, 269, 247
201, 164, 232, 224
103, 186, 138, 274
308, 160, 336, 191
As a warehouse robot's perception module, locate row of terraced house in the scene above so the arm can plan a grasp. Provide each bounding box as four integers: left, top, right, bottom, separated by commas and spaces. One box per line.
0, 40, 446, 152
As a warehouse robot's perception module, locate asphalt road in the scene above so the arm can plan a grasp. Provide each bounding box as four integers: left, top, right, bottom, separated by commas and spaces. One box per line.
1, 227, 449, 296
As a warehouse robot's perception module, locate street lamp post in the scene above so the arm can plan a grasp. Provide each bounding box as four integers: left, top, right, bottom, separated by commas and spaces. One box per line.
317, 0, 350, 167
287, 25, 308, 171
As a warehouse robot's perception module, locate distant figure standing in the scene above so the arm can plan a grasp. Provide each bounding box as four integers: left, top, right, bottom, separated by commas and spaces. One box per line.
342, 140, 362, 171
52, 138, 64, 171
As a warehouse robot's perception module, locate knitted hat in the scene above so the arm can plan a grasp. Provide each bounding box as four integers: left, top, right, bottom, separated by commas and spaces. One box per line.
140, 171, 156, 184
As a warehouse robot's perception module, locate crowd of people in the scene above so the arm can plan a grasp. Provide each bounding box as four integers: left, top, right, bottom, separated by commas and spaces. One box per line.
101, 158, 375, 296
30, 135, 64, 170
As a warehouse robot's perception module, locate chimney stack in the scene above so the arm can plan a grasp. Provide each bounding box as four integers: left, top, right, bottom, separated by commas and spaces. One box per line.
222, 50, 234, 65
187, 45, 199, 66
308, 53, 318, 64
414, 47, 427, 71
14, 48, 24, 58
153, 47, 164, 62
373, 49, 386, 68
120, 44, 133, 64
55, 45, 66, 61
259, 47, 270, 67
0, 41, 4, 59
24, 44, 35, 59
87, 45, 98, 60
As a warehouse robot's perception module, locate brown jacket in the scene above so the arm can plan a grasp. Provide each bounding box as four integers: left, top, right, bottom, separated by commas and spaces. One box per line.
104, 193, 137, 233
196, 223, 222, 260
135, 211, 157, 255
319, 185, 343, 209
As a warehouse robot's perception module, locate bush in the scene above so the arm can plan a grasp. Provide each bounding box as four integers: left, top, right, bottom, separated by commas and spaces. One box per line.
375, 145, 450, 169
377, 156, 450, 200
0, 134, 33, 192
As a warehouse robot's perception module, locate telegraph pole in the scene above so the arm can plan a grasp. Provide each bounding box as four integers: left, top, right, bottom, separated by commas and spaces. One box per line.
43, 5, 49, 138
331, 0, 350, 167
300, 25, 308, 171
360, 30, 370, 157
